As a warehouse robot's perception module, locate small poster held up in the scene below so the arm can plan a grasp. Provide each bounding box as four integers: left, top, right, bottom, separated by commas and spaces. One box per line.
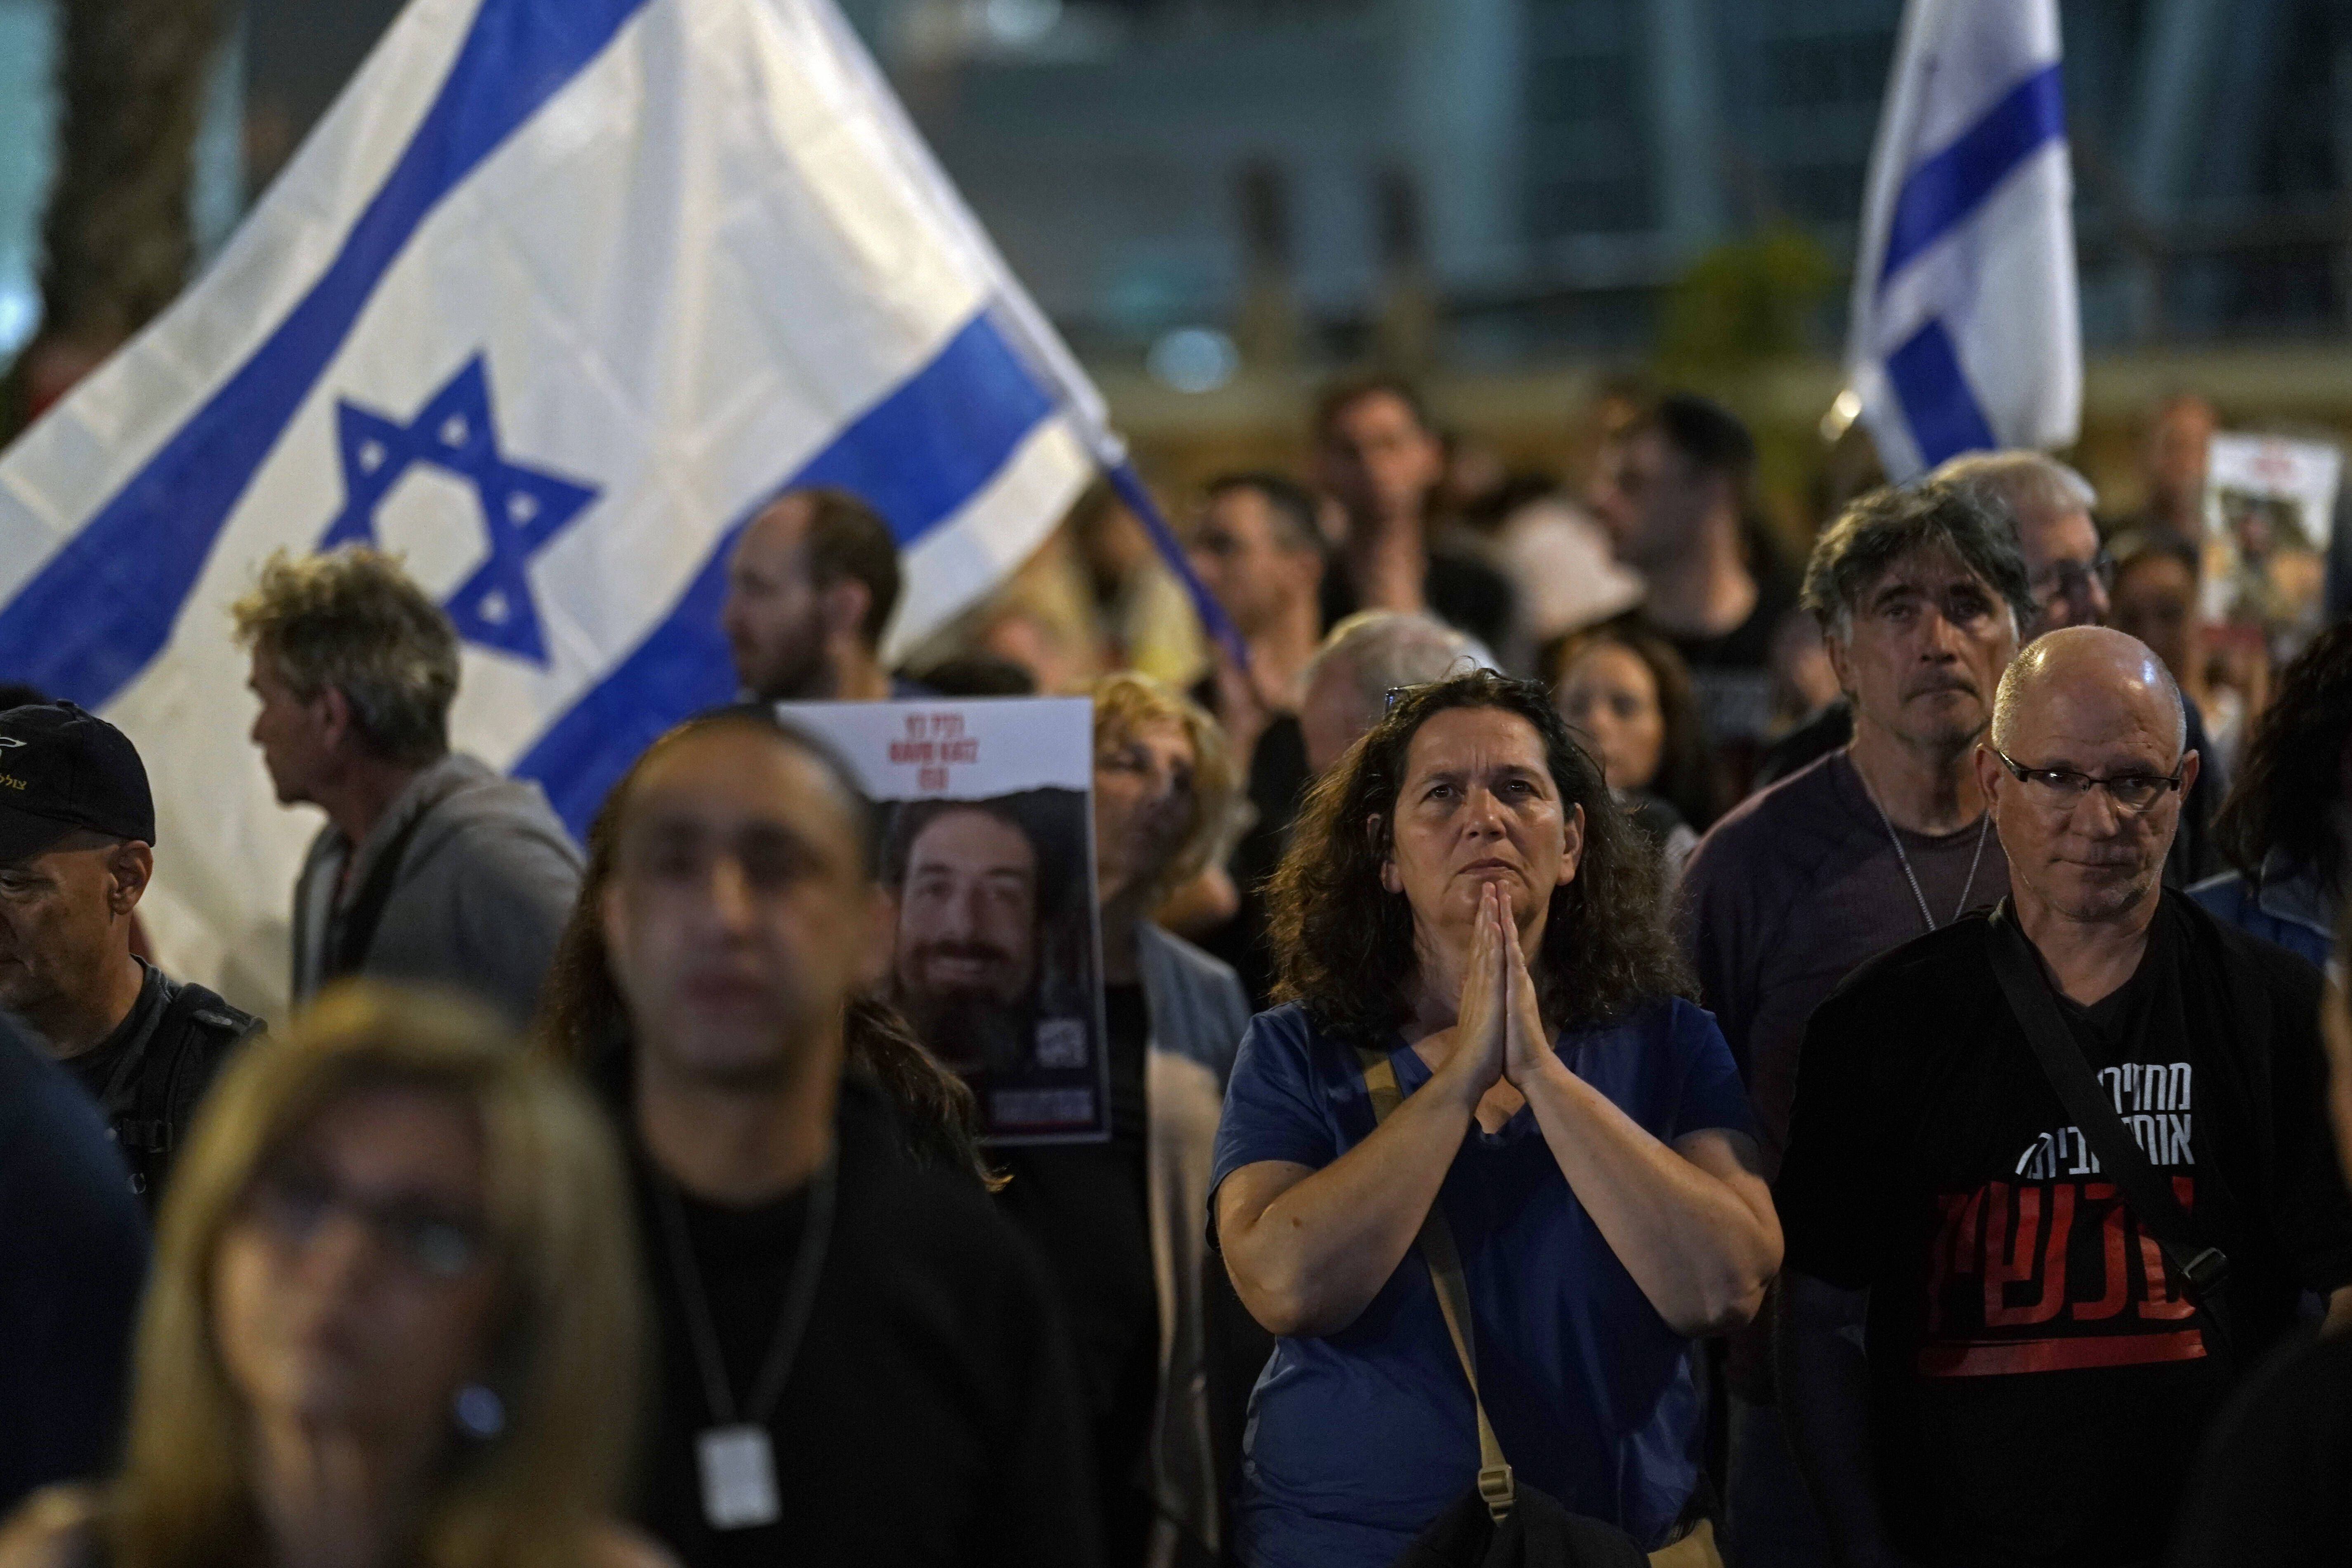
777, 697, 1108, 1145
2202, 432, 2342, 640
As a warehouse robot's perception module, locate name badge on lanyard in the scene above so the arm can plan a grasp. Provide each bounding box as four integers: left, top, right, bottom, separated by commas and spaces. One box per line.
697, 1424, 782, 1529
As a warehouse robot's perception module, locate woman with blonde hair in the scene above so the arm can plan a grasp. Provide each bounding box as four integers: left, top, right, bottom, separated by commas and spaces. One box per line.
995, 672, 1256, 1565
0, 983, 668, 1568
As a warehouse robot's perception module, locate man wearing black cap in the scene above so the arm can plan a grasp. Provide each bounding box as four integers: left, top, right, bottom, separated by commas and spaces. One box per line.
0, 702, 262, 1207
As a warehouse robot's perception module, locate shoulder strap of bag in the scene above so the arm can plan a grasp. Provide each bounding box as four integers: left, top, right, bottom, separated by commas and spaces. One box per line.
1357, 1045, 1516, 1524
98, 981, 220, 1193
1984, 902, 2229, 1305
326, 791, 442, 980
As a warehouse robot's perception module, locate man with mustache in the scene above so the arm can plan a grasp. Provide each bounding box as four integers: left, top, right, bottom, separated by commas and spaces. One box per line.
1677, 479, 2030, 1566
885, 798, 1054, 1074
1776, 628, 2352, 1568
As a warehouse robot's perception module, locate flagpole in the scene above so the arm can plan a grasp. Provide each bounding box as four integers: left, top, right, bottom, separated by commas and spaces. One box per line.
1097, 457, 1251, 672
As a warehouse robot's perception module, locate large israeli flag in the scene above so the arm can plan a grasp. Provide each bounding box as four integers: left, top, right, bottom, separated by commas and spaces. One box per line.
0, 0, 1117, 1011
1846, 0, 2080, 480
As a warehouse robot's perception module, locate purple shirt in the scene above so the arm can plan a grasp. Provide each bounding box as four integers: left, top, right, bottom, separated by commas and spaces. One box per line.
1677, 750, 2010, 1180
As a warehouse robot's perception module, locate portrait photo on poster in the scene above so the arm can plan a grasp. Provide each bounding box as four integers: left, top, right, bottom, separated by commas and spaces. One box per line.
2202, 431, 2342, 639
775, 697, 1110, 1145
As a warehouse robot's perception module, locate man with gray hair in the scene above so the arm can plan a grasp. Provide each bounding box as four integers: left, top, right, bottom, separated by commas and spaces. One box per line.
1678, 479, 2031, 1565
236, 547, 583, 1026
1937, 451, 2110, 632
1757, 451, 2108, 790
1776, 626, 2352, 1568
1296, 609, 1490, 773
1941, 449, 2222, 883
1194, 610, 1489, 1008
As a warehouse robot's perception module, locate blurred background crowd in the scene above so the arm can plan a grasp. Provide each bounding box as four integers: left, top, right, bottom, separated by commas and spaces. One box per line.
9, 4, 2352, 1568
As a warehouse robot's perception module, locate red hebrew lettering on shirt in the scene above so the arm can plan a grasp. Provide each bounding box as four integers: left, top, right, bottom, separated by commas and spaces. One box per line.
1984, 1183, 2070, 1327
1915, 1064, 2204, 1376
2070, 1184, 2129, 1321
1923, 1190, 1983, 1336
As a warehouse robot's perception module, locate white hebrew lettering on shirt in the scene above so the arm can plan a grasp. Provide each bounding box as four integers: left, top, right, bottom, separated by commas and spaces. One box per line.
2012, 1062, 2194, 1178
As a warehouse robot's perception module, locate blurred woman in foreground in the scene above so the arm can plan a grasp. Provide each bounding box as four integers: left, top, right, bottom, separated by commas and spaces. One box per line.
0, 984, 666, 1568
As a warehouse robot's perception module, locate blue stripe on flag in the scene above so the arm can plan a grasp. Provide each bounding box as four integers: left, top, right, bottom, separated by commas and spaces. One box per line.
513, 309, 1057, 835
1886, 318, 1996, 466
1878, 63, 2064, 287
0, 0, 651, 706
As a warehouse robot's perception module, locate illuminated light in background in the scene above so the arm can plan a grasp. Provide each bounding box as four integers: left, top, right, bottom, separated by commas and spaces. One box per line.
984, 0, 1061, 47
1146, 327, 1238, 394
1820, 387, 1862, 444
0, 277, 36, 357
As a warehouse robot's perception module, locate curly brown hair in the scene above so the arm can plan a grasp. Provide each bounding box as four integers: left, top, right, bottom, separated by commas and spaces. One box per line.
1266, 669, 1692, 1042
2215, 620, 2352, 895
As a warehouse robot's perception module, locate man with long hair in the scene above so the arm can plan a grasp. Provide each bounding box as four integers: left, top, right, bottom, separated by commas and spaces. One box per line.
535, 706, 1097, 1568
879, 796, 1058, 1077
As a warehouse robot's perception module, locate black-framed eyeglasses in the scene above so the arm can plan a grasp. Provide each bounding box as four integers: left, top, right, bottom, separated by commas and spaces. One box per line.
2031, 550, 2118, 604
1992, 747, 2183, 813
244, 1162, 488, 1280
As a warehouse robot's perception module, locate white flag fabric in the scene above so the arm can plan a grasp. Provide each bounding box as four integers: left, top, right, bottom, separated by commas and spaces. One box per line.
1845, 0, 2080, 480
0, 0, 1108, 1013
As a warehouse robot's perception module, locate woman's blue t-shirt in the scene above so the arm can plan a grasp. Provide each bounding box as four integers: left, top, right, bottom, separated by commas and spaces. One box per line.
1209, 996, 1752, 1568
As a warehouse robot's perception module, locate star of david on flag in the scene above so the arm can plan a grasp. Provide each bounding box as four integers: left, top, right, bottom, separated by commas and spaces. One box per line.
323, 356, 598, 664
0, 0, 1222, 1015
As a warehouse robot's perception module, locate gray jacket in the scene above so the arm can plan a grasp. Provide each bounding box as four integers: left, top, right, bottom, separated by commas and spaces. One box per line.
1134, 920, 1252, 1560
290, 753, 584, 1027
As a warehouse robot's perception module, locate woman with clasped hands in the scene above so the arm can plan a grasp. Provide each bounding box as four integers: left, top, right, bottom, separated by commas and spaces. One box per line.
0, 983, 671, 1568
1211, 671, 1781, 1567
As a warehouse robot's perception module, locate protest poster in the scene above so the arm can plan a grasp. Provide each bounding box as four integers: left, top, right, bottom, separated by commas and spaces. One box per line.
777, 696, 1108, 1145
2202, 432, 2342, 639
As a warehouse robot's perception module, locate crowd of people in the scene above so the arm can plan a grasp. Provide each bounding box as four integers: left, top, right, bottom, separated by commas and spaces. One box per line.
2, 375, 2350, 1568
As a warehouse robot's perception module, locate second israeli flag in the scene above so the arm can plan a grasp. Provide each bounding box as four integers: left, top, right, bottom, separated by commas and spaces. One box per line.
1846, 0, 2081, 480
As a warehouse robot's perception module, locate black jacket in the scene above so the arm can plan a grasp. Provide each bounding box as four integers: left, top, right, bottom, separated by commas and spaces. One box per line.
64, 962, 264, 1210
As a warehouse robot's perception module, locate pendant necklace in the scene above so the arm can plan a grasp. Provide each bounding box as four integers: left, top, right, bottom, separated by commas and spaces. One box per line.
1860, 763, 1991, 933
653, 1152, 837, 1531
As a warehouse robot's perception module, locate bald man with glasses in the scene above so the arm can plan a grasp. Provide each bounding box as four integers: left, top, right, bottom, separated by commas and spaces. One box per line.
1776, 627, 2352, 1568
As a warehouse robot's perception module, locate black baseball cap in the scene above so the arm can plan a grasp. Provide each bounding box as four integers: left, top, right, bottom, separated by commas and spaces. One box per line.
0, 702, 157, 864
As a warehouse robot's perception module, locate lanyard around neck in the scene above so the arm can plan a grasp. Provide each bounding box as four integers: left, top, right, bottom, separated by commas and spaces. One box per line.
651, 1153, 838, 1429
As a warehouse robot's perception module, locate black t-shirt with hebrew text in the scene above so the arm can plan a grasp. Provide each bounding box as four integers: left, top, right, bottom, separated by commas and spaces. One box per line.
1777, 894, 2352, 1568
